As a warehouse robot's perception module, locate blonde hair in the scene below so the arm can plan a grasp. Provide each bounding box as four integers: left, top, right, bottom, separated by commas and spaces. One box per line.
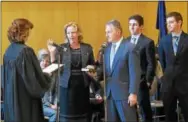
64, 22, 83, 43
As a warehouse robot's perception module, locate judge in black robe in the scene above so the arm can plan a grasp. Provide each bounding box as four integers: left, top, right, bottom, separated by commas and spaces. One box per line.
2, 18, 51, 122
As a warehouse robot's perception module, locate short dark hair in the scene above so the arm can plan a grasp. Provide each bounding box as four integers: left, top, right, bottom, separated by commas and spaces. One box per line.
128, 14, 144, 26
166, 12, 183, 23
7, 18, 33, 42
106, 19, 123, 34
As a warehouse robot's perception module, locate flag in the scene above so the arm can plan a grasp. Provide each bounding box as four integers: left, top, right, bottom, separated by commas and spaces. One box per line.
156, 1, 167, 43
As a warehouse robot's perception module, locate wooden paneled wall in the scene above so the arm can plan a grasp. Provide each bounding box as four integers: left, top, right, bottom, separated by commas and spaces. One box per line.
2, 2, 188, 60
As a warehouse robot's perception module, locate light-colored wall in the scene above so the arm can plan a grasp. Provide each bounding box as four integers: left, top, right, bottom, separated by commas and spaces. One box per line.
2, 1, 188, 60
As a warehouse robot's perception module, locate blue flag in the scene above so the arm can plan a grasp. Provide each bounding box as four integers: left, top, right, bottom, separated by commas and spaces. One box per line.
156, 1, 167, 42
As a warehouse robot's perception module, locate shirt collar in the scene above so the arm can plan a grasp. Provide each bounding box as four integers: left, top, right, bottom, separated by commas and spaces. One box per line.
131, 33, 141, 40
112, 36, 123, 45
172, 31, 182, 37
131, 33, 141, 44
112, 36, 123, 50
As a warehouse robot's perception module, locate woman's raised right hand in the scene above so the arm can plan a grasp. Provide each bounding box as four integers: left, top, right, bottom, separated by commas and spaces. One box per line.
47, 38, 56, 53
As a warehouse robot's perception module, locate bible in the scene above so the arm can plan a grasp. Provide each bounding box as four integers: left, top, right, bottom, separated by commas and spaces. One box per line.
43, 63, 64, 74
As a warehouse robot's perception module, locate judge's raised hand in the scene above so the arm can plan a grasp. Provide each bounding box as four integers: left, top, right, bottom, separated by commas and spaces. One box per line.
47, 38, 56, 53
128, 94, 137, 107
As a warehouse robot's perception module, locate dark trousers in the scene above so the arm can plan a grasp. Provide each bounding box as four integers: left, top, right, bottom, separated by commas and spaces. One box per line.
89, 101, 104, 122
162, 89, 188, 122
138, 81, 153, 122
59, 116, 89, 122
107, 95, 138, 122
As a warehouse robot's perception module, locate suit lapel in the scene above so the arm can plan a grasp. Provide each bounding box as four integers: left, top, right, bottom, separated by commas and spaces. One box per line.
166, 35, 175, 57
176, 32, 186, 56
111, 40, 124, 74
127, 34, 142, 49
105, 43, 111, 76
135, 34, 144, 49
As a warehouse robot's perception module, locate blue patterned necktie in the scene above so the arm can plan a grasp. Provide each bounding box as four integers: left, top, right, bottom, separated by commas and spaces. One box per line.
110, 43, 116, 69
173, 36, 179, 55
131, 37, 136, 45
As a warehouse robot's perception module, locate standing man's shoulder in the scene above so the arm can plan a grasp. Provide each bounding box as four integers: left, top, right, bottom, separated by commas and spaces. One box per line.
141, 34, 154, 44
182, 31, 188, 38
123, 38, 136, 51
185, 32, 188, 36
179, 32, 188, 45
125, 36, 132, 42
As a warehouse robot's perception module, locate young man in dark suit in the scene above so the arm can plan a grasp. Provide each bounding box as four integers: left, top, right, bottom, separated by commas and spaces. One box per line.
127, 14, 156, 122
158, 12, 188, 122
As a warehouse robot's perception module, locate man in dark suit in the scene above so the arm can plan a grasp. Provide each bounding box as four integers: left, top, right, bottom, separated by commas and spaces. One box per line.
127, 15, 156, 122
158, 12, 188, 122
88, 19, 141, 122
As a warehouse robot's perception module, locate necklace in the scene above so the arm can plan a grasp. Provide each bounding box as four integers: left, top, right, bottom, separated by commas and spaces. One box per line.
71, 48, 81, 68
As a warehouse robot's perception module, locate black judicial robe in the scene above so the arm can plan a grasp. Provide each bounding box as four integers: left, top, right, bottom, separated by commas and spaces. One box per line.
2, 42, 51, 122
